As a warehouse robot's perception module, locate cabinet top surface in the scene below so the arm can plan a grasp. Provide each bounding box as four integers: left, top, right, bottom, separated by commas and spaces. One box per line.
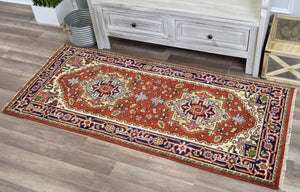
90, 0, 262, 23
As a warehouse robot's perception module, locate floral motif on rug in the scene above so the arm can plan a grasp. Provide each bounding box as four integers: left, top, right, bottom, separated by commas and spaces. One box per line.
3, 44, 296, 189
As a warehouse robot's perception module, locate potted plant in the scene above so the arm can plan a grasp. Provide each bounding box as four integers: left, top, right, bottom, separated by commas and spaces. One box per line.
31, 0, 74, 26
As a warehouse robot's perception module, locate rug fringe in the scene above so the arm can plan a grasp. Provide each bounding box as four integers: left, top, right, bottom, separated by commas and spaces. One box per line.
279, 88, 297, 188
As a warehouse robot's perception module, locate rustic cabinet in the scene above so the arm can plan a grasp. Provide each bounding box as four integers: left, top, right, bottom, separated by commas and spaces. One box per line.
88, 0, 271, 77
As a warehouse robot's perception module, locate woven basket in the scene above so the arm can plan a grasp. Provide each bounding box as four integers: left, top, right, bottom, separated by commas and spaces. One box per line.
64, 9, 96, 47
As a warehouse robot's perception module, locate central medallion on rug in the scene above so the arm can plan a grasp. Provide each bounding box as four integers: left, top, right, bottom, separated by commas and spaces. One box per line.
37, 57, 261, 155
3, 45, 296, 189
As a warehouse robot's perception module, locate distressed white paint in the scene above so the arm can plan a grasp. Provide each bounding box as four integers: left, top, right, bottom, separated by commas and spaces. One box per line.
88, 0, 271, 77
90, 0, 262, 23
253, 0, 272, 77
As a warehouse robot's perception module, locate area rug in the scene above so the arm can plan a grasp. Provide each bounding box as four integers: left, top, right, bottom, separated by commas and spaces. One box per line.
3, 44, 296, 189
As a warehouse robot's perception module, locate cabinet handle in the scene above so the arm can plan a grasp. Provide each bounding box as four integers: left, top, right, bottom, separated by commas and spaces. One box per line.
207, 35, 213, 39
131, 23, 137, 28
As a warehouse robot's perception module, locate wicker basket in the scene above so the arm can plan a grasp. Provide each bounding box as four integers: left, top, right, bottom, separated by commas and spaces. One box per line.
63, 9, 96, 47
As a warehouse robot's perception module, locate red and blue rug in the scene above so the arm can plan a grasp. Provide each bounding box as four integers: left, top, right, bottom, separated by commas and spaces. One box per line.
3, 44, 296, 189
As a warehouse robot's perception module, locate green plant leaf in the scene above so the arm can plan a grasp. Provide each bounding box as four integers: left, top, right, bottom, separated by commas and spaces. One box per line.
32, 0, 63, 8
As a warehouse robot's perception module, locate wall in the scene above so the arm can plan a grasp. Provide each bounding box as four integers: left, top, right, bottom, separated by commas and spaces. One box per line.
291, 0, 300, 16
272, 0, 300, 15
0, 0, 31, 4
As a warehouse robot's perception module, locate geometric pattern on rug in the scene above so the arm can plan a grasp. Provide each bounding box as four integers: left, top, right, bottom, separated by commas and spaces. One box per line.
3, 44, 296, 189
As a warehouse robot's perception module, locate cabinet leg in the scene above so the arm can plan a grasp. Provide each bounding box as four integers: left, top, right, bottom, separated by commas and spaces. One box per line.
245, 26, 258, 76
96, 35, 111, 49
245, 57, 254, 75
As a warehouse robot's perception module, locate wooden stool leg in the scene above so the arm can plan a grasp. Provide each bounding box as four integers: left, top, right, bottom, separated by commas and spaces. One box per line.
261, 52, 270, 78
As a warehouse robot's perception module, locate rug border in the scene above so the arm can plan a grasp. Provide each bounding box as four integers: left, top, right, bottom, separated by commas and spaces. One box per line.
2, 44, 297, 189
67, 44, 296, 89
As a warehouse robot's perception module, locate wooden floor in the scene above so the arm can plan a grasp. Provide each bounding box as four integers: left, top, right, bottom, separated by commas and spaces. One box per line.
0, 2, 299, 192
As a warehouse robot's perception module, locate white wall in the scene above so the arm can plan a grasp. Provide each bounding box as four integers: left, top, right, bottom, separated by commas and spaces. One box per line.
272, 0, 300, 15
291, 0, 300, 16
0, 0, 32, 5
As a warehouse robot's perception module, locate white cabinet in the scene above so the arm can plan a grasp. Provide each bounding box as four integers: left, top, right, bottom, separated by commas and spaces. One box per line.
88, 0, 272, 77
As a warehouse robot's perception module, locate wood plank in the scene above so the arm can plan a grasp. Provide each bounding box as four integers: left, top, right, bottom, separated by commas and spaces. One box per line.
0, 17, 63, 34
0, 117, 87, 149
0, 141, 157, 192
0, 161, 100, 192
167, 52, 231, 74
0, 57, 42, 74
0, 32, 65, 58
292, 114, 300, 128
289, 132, 300, 158
0, 126, 115, 175
110, 37, 169, 61
0, 70, 31, 92
81, 137, 199, 182
0, 9, 34, 22
194, 168, 277, 192
0, 24, 43, 38
39, 30, 70, 43
192, 184, 226, 192
0, 143, 108, 192
0, 179, 38, 192
1, 50, 49, 66
0, 47, 7, 57
282, 177, 300, 192
100, 177, 159, 192
0, 88, 16, 108
109, 162, 194, 192
0, 1, 33, 13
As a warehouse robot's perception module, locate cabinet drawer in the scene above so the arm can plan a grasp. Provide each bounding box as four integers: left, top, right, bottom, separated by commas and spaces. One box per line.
176, 20, 249, 51
103, 9, 169, 39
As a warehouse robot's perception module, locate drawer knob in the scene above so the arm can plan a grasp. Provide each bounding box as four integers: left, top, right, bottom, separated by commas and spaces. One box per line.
131, 23, 137, 28
207, 35, 213, 39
